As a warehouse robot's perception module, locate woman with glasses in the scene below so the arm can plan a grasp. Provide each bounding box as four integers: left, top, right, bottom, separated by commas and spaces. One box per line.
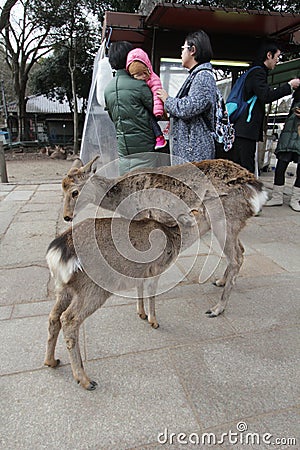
157, 30, 217, 164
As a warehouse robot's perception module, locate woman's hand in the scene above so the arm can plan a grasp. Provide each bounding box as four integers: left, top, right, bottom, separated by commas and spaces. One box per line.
157, 88, 169, 103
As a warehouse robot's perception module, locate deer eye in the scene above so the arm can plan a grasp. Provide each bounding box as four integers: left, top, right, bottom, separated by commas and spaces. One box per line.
72, 190, 79, 198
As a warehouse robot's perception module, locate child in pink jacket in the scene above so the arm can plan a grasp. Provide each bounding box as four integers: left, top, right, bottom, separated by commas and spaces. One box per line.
126, 48, 167, 149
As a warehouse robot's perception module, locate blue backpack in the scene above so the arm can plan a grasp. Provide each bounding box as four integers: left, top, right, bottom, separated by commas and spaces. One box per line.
226, 66, 261, 124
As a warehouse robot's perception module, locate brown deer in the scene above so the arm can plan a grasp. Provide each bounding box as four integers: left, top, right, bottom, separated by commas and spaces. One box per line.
60, 157, 267, 318
40, 145, 67, 159
45, 158, 267, 389
45, 216, 197, 390
50, 145, 67, 160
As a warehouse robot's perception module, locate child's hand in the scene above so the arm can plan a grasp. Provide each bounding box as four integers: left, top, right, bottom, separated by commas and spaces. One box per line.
156, 111, 169, 121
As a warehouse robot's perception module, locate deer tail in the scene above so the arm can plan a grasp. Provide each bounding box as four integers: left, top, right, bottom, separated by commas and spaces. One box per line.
46, 230, 82, 288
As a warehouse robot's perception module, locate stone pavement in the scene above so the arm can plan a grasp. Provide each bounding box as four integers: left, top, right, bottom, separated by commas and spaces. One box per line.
0, 167, 299, 450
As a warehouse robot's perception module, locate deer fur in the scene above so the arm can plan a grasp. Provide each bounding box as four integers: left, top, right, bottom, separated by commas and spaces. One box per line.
45, 217, 191, 390
40, 145, 67, 159
62, 157, 266, 224
60, 158, 267, 319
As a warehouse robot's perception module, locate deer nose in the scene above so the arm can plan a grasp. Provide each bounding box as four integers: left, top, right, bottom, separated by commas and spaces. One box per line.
64, 216, 72, 222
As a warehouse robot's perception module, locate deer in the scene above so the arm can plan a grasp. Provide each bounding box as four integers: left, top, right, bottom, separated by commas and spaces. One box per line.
50, 145, 67, 160
45, 215, 199, 390
45, 158, 267, 389
60, 157, 267, 318
40, 145, 67, 159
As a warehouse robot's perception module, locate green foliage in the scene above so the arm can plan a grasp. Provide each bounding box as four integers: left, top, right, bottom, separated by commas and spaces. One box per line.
89, 0, 140, 21
27, 0, 100, 109
29, 37, 96, 107
176, 0, 299, 12
29, 0, 84, 28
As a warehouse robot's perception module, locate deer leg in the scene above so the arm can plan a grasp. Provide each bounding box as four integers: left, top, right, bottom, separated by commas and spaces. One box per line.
148, 296, 159, 329
137, 281, 147, 320
144, 278, 159, 328
44, 289, 72, 368
214, 266, 229, 288
214, 240, 244, 287
206, 237, 244, 317
61, 286, 110, 390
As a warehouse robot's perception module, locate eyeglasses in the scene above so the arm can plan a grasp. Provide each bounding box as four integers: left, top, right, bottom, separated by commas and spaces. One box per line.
181, 45, 191, 51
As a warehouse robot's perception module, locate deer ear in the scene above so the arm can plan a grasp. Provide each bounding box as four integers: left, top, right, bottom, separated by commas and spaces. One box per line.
67, 158, 83, 175
80, 156, 100, 174
66, 156, 99, 179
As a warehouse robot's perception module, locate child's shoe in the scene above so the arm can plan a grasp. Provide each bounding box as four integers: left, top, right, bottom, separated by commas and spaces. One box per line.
155, 135, 167, 150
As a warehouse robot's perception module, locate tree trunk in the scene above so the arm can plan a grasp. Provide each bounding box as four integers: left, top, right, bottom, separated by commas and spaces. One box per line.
69, 49, 79, 154
72, 73, 79, 154
18, 92, 28, 141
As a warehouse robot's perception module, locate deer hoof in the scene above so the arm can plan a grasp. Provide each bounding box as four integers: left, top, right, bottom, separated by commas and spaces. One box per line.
205, 307, 225, 317
44, 358, 60, 368
139, 313, 148, 320
213, 279, 225, 287
205, 309, 218, 318
87, 380, 98, 391
151, 322, 159, 329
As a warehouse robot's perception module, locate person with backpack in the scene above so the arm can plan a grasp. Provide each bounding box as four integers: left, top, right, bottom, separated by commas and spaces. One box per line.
226, 40, 300, 174
157, 30, 217, 163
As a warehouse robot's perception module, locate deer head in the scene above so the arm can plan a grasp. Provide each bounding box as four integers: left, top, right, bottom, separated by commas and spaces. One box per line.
62, 156, 101, 221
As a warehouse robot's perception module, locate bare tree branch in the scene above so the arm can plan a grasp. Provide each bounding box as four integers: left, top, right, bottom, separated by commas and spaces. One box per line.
0, 0, 18, 32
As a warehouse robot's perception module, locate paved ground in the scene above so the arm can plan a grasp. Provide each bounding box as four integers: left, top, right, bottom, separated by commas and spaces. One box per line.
0, 164, 299, 450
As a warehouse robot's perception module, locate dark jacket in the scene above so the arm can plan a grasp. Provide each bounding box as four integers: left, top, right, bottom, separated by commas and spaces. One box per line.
104, 69, 156, 174
234, 65, 292, 142
275, 99, 300, 157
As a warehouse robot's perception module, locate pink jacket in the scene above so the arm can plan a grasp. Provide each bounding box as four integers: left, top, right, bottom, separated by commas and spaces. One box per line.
126, 48, 164, 118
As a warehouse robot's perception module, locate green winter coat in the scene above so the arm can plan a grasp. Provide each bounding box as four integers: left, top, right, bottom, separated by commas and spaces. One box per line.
104, 69, 157, 175
275, 100, 300, 157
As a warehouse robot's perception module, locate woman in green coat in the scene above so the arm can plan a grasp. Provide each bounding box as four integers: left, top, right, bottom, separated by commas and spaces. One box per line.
104, 41, 159, 175
266, 87, 300, 211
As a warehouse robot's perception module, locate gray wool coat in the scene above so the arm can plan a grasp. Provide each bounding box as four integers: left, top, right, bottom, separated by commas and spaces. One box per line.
164, 62, 217, 164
